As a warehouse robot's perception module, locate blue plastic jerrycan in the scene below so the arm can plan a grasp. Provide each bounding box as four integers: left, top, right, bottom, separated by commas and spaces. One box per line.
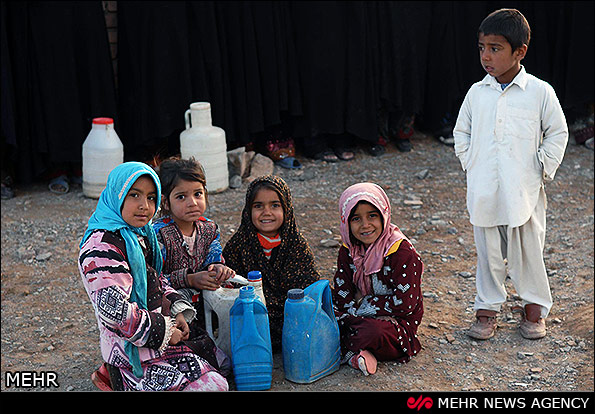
282, 279, 340, 383
229, 285, 273, 390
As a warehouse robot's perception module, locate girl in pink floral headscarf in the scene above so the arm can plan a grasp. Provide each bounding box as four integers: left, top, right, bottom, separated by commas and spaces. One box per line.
333, 183, 424, 375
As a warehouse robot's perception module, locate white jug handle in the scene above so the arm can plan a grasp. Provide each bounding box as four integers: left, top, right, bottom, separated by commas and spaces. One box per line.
227, 275, 249, 285
184, 109, 191, 130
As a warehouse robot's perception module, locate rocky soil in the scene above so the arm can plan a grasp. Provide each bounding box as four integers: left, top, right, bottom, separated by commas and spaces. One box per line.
1, 132, 593, 392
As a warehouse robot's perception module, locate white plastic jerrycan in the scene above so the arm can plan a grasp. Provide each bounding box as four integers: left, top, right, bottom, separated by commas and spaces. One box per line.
180, 102, 229, 193
203, 271, 266, 357
82, 117, 124, 199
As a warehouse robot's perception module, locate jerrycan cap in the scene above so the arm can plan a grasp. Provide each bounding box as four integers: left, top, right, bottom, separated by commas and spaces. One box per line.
92, 117, 114, 125
287, 289, 304, 300
239, 285, 255, 299
247, 271, 262, 282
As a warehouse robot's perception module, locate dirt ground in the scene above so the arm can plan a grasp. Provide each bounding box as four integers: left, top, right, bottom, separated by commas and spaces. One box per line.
1, 132, 593, 392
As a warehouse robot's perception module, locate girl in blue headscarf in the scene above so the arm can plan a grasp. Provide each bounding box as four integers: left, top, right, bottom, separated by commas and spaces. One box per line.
79, 162, 229, 391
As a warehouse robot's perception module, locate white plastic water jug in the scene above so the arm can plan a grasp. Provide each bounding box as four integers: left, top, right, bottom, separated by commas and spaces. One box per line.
203, 272, 266, 357
82, 117, 124, 199
180, 102, 229, 193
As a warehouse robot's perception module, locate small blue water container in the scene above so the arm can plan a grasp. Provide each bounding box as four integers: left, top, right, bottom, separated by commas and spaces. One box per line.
230, 285, 273, 390
282, 279, 340, 383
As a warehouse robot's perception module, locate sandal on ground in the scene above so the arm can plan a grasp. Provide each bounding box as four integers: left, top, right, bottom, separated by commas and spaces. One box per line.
276, 156, 302, 169
368, 144, 386, 157
48, 174, 69, 194
313, 150, 339, 163
435, 125, 455, 146
437, 134, 455, 146
333, 147, 355, 161
349, 350, 377, 376
1, 183, 14, 200
265, 138, 296, 162
395, 138, 412, 152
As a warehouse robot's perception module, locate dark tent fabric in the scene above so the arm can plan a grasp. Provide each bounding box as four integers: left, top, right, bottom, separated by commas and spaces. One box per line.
116, 1, 194, 160
1, 1, 593, 185
289, 1, 433, 148
290, 1, 376, 143
1, 1, 116, 184
372, 1, 432, 116
116, 1, 303, 159
420, 0, 595, 131
420, 1, 487, 131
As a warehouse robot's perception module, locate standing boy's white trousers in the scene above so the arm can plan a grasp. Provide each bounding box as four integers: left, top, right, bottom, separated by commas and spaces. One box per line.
472, 188, 552, 318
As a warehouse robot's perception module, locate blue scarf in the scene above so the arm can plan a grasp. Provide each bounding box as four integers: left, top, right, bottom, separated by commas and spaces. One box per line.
80, 162, 163, 378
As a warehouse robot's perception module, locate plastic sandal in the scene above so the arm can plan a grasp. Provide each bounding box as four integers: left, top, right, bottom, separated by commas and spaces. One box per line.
1, 183, 14, 200
314, 151, 339, 163
48, 174, 69, 194
333, 147, 355, 161
91, 363, 113, 391
348, 350, 377, 376
358, 350, 377, 375
276, 156, 302, 169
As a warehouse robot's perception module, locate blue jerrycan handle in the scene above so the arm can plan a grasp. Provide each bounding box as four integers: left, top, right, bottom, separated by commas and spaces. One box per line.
304, 280, 333, 318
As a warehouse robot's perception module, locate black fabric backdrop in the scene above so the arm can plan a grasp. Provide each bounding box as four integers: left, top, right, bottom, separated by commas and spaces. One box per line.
2, 1, 117, 183
2, 1, 593, 183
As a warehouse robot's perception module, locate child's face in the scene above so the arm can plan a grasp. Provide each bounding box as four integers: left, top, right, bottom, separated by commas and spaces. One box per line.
349, 201, 383, 249
251, 188, 284, 238
165, 179, 207, 225
478, 33, 526, 84
121, 175, 158, 228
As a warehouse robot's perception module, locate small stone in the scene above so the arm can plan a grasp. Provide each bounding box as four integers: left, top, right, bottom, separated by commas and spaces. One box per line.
320, 239, 341, 248
416, 169, 429, 179
229, 175, 242, 188
298, 169, 315, 181
458, 271, 473, 278
429, 219, 448, 227
17, 247, 34, 259
404, 199, 423, 206
35, 252, 52, 261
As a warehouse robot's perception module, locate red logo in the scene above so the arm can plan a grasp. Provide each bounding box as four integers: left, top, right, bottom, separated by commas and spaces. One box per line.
407, 395, 433, 410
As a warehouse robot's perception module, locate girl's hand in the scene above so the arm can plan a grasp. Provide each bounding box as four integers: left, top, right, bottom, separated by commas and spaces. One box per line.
169, 327, 184, 345
207, 263, 236, 284
354, 290, 364, 305
175, 313, 190, 340
187, 271, 220, 291
169, 314, 190, 345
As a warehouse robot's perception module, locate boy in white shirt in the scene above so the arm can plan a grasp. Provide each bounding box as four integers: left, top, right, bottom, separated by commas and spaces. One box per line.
453, 9, 568, 340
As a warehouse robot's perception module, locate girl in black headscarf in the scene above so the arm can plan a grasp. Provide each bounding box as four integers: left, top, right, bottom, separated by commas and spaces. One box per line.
223, 175, 320, 350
